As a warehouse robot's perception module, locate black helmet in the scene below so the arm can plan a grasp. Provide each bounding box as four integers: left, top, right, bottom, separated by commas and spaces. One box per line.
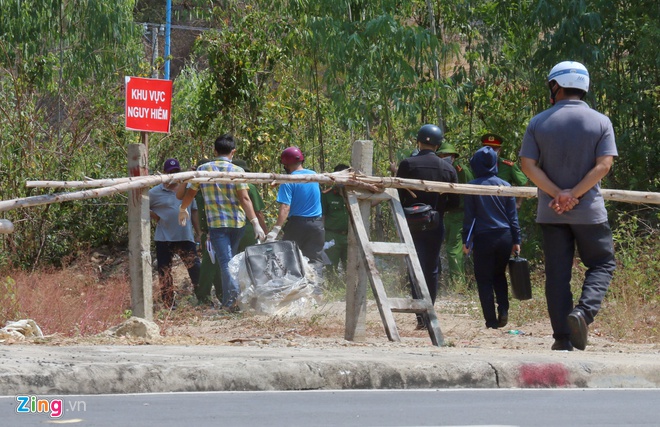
416, 124, 444, 146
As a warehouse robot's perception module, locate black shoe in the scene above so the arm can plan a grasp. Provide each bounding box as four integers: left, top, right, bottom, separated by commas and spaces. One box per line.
551, 338, 574, 351
485, 321, 499, 329
497, 312, 508, 329
568, 309, 588, 350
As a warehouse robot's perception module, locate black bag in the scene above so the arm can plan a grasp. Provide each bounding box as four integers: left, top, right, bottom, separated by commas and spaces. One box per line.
403, 203, 440, 232
244, 241, 305, 287
508, 253, 532, 300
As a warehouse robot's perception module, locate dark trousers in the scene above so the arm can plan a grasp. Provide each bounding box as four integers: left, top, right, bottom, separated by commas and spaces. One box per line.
155, 240, 201, 306
410, 223, 444, 306
473, 229, 512, 328
196, 232, 223, 304
541, 222, 616, 339
283, 216, 325, 264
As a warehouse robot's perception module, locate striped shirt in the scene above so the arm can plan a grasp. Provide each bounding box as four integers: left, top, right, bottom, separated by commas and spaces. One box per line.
189, 157, 248, 228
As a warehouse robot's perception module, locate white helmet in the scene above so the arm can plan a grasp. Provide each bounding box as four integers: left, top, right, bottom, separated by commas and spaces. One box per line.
547, 61, 590, 93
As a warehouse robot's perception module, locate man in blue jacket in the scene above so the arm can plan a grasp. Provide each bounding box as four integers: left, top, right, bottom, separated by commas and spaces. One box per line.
463, 147, 521, 329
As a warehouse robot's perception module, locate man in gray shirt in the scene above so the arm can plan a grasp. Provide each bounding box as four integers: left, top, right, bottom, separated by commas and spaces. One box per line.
520, 61, 617, 351
149, 158, 201, 309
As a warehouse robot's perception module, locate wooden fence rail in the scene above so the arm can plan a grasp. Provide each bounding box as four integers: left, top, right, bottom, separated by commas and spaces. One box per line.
0, 170, 658, 213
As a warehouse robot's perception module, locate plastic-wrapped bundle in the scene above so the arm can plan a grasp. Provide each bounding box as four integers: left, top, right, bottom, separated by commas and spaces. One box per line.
228, 241, 320, 316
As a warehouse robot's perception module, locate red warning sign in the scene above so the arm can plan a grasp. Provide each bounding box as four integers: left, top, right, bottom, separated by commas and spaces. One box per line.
125, 76, 173, 133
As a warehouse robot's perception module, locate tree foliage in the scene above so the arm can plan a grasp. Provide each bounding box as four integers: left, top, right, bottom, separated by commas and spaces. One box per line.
0, 0, 144, 267
0, 0, 658, 267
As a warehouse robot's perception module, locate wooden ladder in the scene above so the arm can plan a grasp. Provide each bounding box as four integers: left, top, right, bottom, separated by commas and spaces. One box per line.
345, 188, 444, 346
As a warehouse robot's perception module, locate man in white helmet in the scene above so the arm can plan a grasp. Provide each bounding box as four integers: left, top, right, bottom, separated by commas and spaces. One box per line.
519, 61, 618, 351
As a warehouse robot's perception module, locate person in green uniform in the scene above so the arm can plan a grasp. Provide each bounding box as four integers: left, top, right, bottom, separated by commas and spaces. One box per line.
233, 158, 268, 253
176, 159, 222, 307
322, 164, 350, 272
437, 143, 474, 289
481, 133, 528, 208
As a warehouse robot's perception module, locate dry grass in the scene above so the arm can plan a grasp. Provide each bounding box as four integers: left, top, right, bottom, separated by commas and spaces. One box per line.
1, 241, 658, 346
1, 261, 131, 337
495, 258, 660, 344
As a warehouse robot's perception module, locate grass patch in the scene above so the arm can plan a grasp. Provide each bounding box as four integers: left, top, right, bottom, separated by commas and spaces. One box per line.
1, 218, 658, 345
1, 263, 130, 337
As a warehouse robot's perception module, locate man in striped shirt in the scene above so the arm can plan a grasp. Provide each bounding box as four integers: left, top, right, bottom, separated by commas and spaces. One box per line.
179, 134, 265, 311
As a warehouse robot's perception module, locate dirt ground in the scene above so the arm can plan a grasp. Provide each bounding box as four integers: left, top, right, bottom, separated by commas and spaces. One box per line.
20, 254, 654, 355
150, 298, 656, 354
136, 260, 658, 355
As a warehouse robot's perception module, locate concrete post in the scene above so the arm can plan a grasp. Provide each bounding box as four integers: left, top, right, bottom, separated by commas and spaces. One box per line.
345, 140, 373, 341
128, 143, 153, 320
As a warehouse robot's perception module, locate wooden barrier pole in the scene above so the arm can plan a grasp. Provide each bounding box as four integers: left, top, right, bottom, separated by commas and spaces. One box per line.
127, 143, 153, 320
23, 173, 660, 206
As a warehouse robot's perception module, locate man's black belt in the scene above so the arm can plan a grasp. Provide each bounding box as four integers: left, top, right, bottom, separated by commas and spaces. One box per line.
288, 216, 322, 222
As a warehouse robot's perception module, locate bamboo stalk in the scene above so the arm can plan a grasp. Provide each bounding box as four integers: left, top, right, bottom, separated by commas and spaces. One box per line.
7, 171, 660, 213
3, 172, 378, 212
25, 170, 355, 189
24, 171, 536, 198
27, 171, 660, 203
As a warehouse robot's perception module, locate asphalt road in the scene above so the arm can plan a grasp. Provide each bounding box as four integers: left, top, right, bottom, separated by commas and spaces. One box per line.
2, 389, 659, 427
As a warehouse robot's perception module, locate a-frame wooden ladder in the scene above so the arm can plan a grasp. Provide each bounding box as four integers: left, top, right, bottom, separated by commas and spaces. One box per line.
346, 188, 444, 346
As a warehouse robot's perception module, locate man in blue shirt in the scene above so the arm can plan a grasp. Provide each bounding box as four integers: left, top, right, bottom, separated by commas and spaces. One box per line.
266, 147, 325, 270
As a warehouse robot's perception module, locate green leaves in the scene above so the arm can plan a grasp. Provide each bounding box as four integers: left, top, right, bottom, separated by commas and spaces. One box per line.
0, 0, 142, 91
0, 0, 658, 267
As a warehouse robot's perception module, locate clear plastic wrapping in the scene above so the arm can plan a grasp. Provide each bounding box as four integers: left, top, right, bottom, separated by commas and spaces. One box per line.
229, 248, 320, 316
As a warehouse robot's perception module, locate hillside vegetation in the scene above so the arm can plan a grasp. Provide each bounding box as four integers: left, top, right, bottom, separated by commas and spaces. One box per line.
0, 1, 658, 339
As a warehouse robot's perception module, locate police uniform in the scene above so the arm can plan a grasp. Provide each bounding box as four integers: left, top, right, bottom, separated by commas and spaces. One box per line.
498, 157, 528, 186
194, 190, 223, 305
321, 186, 349, 269
443, 157, 474, 286
437, 143, 474, 288
481, 133, 528, 186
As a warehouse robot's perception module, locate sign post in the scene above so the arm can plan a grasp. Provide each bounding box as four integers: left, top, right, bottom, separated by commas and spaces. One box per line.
125, 76, 173, 320
127, 144, 153, 320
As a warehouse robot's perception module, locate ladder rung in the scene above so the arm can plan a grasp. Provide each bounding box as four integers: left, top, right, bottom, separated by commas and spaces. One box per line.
388, 298, 431, 313
347, 190, 391, 201
369, 242, 410, 255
